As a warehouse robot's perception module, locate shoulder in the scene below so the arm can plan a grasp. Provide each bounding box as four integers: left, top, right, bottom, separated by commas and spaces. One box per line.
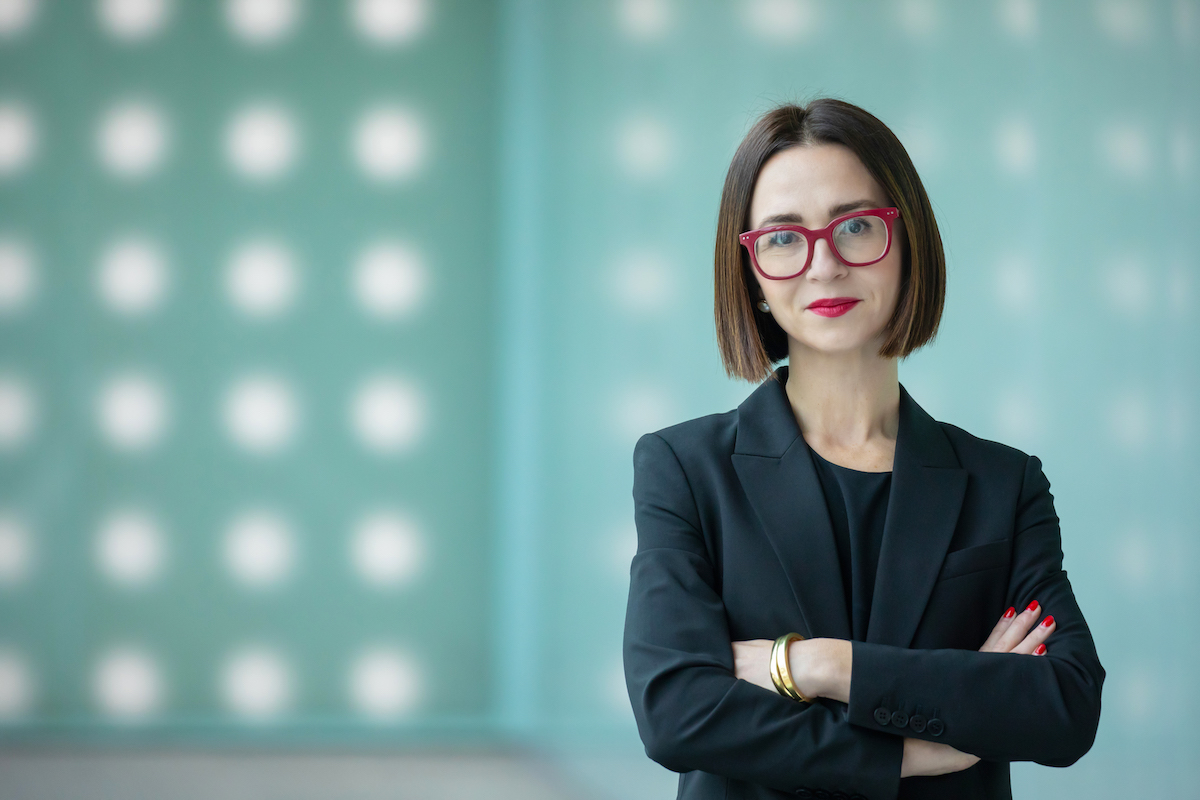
937, 420, 1030, 469
634, 408, 739, 467
934, 419, 1051, 501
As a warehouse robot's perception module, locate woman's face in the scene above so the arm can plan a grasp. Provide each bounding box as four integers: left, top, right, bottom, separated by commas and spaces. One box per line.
747, 143, 904, 360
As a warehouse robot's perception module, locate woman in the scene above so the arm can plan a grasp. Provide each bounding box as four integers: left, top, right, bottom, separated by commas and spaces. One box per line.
622, 99, 1104, 800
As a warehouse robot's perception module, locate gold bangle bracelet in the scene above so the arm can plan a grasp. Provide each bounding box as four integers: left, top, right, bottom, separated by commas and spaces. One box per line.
776, 632, 810, 702
769, 637, 786, 696
770, 634, 795, 699
771, 633, 800, 700
772, 632, 812, 703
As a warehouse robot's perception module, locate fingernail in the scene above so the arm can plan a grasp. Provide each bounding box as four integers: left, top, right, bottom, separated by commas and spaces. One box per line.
1003, 607, 1015, 619
1041, 615, 1054, 628
1026, 600, 1038, 612
1034, 643, 1046, 655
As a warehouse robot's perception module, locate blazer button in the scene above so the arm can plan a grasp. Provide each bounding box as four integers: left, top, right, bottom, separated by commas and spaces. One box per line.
927, 717, 945, 736
795, 789, 813, 798
909, 714, 927, 733
891, 710, 909, 728
873, 707, 891, 725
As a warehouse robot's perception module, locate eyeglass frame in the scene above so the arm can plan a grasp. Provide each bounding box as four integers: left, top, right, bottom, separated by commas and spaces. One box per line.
738, 206, 902, 280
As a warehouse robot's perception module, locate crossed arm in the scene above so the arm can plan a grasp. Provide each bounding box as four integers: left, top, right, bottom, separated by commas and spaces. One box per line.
624, 432, 1105, 798
730, 600, 1059, 778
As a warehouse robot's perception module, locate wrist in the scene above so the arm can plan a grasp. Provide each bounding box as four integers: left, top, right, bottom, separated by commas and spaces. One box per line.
787, 637, 825, 700
789, 637, 851, 703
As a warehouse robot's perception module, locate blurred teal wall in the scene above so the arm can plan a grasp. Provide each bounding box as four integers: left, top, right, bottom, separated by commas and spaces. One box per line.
1, 0, 1198, 797
0, 0, 499, 736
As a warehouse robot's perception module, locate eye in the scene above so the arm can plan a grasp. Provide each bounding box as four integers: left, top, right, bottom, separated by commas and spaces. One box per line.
765, 231, 802, 248
840, 218, 869, 236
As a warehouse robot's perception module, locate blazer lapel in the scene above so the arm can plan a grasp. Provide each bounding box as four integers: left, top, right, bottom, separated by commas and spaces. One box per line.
730, 366, 967, 650
867, 383, 967, 648
731, 366, 851, 640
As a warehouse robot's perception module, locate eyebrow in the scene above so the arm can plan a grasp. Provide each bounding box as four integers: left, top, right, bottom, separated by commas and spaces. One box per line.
757, 199, 877, 227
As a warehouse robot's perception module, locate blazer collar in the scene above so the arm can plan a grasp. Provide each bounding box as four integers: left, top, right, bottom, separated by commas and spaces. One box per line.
730, 365, 967, 648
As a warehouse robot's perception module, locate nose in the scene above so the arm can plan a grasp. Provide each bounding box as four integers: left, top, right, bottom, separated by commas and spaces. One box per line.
806, 237, 848, 279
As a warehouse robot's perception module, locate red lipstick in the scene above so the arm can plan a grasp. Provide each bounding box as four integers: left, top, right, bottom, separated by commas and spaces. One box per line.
807, 297, 860, 317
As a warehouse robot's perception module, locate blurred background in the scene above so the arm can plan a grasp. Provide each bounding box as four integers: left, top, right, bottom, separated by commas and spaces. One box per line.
0, 0, 1196, 798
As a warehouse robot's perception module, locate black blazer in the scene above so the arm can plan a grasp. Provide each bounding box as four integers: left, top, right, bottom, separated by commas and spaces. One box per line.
623, 366, 1104, 800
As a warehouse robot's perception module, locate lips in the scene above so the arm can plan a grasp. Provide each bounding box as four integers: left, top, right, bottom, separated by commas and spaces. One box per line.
807, 297, 860, 309
806, 297, 860, 318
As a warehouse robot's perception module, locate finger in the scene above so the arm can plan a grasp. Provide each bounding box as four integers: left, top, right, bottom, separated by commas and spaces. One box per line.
979, 606, 1017, 651
1011, 615, 1055, 655
995, 600, 1041, 652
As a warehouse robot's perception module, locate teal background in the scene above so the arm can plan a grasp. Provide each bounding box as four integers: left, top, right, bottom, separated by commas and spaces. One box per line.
1, 0, 1198, 797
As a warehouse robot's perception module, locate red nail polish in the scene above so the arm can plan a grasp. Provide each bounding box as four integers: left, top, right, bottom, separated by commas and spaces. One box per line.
1041, 615, 1054, 627
1026, 600, 1038, 612
1003, 607, 1015, 619
1034, 643, 1046, 655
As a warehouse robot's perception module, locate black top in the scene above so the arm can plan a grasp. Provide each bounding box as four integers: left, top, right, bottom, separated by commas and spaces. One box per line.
807, 444, 892, 642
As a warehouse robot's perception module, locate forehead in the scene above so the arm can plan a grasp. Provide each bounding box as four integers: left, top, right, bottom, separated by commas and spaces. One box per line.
748, 143, 886, 225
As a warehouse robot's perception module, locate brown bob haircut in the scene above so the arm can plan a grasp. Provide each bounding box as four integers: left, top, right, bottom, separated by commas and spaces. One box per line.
714, 98, 946, 383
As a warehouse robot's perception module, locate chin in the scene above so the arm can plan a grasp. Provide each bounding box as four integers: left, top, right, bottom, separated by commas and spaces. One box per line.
796, 337, 870, 356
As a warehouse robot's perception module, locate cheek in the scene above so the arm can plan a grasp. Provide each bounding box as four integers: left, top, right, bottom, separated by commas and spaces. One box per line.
877, 257, 903, 305
856, 262, 902, 323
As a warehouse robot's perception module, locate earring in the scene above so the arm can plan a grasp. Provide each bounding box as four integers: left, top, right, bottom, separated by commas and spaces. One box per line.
757, 300, 770, 312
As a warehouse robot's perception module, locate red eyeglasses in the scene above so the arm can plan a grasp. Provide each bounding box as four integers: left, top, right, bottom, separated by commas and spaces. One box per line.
739, 207, 901, 280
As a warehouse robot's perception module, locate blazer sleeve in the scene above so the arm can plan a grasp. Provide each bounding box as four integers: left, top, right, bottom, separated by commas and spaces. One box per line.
623, 432, 905, 800
847, 454, 1106, 766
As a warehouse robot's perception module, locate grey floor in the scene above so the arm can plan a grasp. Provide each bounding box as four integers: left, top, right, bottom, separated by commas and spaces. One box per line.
0, 749, 606, 800
0, 747, 1151, 800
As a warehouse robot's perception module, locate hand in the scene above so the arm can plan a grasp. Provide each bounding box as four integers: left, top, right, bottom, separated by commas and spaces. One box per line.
901, 737, 981, 778
901, 603, 1053, 779
979, 600, 1055, 655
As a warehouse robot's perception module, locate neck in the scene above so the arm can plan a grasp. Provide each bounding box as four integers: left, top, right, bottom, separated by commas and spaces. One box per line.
784, 341, 900, 450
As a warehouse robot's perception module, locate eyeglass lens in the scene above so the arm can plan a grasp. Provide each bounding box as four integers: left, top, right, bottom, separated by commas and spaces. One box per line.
754, 214, 889, 277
